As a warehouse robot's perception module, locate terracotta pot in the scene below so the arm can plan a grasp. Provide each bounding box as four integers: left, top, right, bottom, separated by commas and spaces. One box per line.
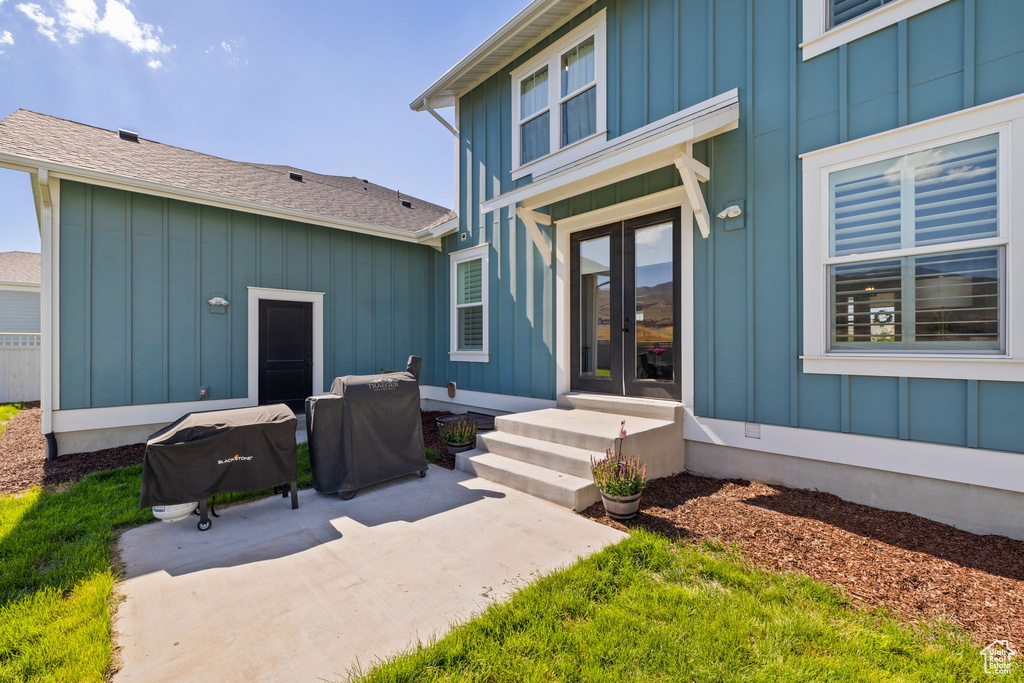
445, 440, 474, 456
600, 491, 642, 520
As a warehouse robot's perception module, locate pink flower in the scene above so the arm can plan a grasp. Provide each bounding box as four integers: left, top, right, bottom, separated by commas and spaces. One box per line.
652, 347, 665, 354
618, 420, 627, 440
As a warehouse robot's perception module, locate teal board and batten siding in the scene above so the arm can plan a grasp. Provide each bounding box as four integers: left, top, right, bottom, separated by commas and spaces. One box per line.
0, 290, 40, 333
58, 180, 439, 410
454, 0, 1024, 453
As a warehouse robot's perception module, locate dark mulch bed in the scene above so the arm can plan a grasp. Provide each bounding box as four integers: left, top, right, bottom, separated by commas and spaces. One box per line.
581, 473, 1024, 649
0, 402, 146, 495
0, 406, 457, 495
421, 410, 456, 470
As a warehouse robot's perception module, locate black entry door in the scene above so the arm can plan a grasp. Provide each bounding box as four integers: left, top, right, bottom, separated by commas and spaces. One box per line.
570, 209, 681, 400
258, 300, 313, 412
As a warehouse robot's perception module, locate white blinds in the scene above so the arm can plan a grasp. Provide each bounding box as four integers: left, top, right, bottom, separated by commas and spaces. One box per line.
830, 134, 998, 257
456, 258, 484, 351
457, 259, 482, 305
829, 0, 895, 28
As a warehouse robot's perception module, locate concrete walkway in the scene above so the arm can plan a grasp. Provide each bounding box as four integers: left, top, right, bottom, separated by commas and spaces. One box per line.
113, 467, 624, 682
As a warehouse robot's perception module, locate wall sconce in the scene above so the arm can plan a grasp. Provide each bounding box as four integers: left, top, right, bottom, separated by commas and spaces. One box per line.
717, 205, 743, 219
208, 297, 229, 306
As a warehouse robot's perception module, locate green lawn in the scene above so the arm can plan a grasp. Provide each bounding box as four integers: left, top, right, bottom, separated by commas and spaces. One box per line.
0, 444, 312, 682
0, 403, 23, 437
353, 532, 1018, 682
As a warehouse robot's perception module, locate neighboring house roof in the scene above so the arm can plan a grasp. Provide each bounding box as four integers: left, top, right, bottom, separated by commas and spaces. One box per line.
0, 251, 40, 286
411, 0, 592, 111
0, 110, 452, 236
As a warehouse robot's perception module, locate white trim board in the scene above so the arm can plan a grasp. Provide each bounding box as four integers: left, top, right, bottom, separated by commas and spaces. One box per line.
0, 283, 41, 292
52, 398, 254, 433
419, 385, 556, 413
684, 410, 1024, 495
247, 287, 326, 402
553, 186, 695, 406
801, 0, 953, 61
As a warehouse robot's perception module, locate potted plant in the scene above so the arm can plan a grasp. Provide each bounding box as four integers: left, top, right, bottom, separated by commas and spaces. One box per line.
590, 420, 647, 520
440, 418, 477, 456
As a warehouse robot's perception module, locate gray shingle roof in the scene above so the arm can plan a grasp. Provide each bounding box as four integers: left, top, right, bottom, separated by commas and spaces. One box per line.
0, 251, 40, 284
0, 109, 452, 234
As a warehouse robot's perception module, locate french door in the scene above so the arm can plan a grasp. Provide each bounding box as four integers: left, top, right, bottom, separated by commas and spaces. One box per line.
569, 209, 682, 400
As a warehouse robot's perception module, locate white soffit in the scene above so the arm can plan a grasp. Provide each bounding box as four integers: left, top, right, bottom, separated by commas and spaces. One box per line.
410, 0, 595, 111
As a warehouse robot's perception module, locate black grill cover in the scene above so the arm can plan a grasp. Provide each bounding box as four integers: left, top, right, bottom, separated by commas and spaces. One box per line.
139, 404, 298, 507
306, 355, 426, 495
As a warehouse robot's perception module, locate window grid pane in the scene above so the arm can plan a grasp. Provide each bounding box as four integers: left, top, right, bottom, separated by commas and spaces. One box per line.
830, 0, 897, 28
520, 111, 550, 165
830, 247, 1001, 351
520, 67, 548, 121
561, 36, 595, 97
457, 258, 482, 305
913, 135, 998, 247
458, 306, 484, 350
561, 86, 597, 147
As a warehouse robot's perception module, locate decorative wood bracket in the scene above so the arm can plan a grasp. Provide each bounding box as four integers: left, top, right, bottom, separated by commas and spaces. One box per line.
515, 207, 553, 266
674, 151, 711, 238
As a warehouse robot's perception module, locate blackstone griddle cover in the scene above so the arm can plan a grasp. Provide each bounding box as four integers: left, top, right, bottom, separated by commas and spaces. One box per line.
306, 356, 427, 495
139, 404, 297, 507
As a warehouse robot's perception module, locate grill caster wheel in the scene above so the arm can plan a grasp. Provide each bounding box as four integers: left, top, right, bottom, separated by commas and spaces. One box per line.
339, 490, 356, 500
197, 519, 212, 531
419, 468, 427, 478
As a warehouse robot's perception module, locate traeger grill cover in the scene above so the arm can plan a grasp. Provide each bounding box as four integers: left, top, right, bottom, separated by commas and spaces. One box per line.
139, 404, 298, 508
306, 355, 426, 496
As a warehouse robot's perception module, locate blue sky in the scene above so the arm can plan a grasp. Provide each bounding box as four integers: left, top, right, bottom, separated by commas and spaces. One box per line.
0, 0, 525, 253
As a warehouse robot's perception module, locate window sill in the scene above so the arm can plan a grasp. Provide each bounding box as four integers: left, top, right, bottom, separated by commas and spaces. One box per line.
450, 351, 490, 363
801, 0, 953, 61
510, 131, 608, 182
801, 354, 1024, 382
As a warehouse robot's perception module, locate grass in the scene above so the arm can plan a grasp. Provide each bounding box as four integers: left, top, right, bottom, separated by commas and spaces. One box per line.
0, 443, 311, 682
424, 448, 440, 463
0, 403, 24, 437
352, 531, 1019, 682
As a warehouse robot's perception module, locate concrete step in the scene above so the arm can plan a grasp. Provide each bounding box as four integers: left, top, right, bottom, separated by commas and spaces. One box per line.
478, 430, 595, 479
456, 449, 600, 511
556, 392, 682, 422
495, 408, 673, 452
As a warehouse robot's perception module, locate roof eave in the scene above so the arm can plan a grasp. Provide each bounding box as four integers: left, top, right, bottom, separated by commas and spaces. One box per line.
0, 151, 444, 245
410, 0, 591, 112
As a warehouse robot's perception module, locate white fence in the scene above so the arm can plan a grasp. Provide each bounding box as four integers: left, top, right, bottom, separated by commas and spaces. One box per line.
0, 334, 41, 403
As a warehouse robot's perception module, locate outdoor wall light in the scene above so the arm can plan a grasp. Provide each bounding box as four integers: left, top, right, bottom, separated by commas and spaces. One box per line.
208, 297, 229, 306
717, 205, 743, 220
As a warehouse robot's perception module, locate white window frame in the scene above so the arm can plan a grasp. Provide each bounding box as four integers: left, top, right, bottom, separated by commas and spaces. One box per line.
510, 9, 607, 181
450, 243, 490, 363
801, 0, 953, 61
801, 93, 1024, 382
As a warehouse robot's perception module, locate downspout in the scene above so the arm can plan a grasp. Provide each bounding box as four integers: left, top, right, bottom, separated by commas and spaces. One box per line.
35, 168, 58, 460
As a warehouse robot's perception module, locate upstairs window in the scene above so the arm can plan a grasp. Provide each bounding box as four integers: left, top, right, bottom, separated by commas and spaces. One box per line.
511, 10, 606, 177
450, 244, 489, 362
829, 0, 897, 28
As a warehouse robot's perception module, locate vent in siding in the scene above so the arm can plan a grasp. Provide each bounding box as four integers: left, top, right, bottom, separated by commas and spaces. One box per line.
289, 171, 303, 182
118, 129, 139, 143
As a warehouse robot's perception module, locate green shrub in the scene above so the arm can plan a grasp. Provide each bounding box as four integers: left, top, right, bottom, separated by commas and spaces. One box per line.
424, 448, 439, 463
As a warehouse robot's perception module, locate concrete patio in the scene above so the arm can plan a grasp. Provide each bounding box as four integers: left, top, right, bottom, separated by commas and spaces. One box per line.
113, 466, 625, 682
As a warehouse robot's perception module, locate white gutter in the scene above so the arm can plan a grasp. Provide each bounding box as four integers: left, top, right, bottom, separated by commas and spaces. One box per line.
0, 151, 450, 246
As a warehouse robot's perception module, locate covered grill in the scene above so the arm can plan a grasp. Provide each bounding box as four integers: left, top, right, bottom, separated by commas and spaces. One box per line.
139, 404, 299, 530
305, 355, 427, 499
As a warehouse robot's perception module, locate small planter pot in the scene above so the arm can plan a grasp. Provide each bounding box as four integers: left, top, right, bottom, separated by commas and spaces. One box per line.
599, 491, 642, 521
445, 440, 475, 457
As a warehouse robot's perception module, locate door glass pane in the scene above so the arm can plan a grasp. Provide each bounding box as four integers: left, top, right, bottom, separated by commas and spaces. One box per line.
579, 235, 611, 378
633, 223, 674, 381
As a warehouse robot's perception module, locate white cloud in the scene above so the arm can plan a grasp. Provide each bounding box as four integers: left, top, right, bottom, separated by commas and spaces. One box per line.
146, 58, 160, 69
59, 0, 170, 53
16, 3, 58, 41
218, 38, 246, 66
0, 29, 12, 54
